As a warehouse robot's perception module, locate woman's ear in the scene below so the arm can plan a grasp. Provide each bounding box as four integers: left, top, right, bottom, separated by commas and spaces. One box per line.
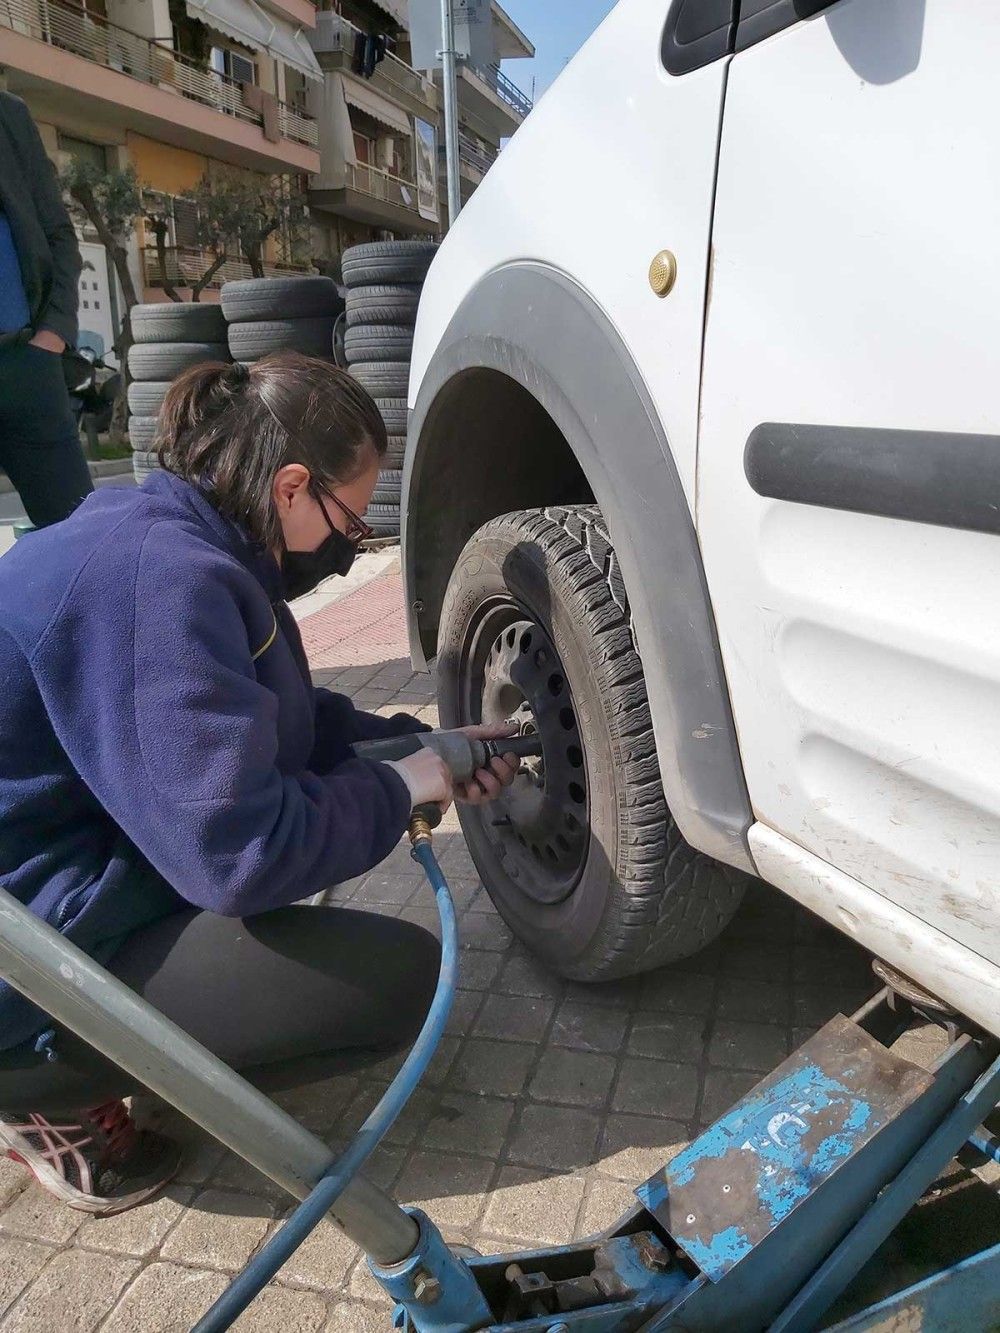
272, 463, 311, 517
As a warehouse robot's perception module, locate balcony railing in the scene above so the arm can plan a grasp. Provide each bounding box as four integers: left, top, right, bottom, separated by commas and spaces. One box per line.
309, 12, 435, 108
1, 0, 318, 147
345, 161, 423, 214
454, 132, 495, 176
143, 244, 308, 290
481, 62, 532, 119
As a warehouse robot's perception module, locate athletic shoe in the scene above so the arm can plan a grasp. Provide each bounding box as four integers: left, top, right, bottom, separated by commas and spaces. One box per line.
0, 1099, 181, 1214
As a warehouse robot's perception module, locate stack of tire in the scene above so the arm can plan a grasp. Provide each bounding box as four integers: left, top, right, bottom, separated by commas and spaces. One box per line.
127, 303, 229, 484
222, 276, 344, 368
341, 241, 438, 540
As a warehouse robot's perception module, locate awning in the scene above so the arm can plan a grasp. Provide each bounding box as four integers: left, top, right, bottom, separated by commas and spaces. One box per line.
370, 0, 408, 26
185, 0, 323, 82
342, 75, 411, 136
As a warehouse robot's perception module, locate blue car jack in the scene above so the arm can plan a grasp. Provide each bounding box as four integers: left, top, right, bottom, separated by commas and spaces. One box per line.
0, 806, 997, 1333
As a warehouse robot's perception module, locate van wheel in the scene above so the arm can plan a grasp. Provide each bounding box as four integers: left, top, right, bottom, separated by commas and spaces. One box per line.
437, 505, 748, 981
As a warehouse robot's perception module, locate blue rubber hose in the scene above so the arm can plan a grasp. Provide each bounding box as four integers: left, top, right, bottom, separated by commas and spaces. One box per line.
193, 837, 458, 1332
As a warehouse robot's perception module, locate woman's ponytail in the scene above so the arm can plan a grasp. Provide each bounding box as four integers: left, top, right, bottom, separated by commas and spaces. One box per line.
156, 360, 249, 459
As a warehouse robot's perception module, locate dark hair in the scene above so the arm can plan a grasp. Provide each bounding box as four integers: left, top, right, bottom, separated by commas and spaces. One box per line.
156, 352, 387, 548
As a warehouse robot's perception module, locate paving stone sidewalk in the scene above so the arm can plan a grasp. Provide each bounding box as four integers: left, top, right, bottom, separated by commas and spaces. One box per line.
0, 561, 996, 1330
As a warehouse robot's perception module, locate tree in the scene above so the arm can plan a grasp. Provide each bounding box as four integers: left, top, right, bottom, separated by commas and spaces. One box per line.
191, 170, 308, 279
61, 159, 141, 443
142, 195, 228, 303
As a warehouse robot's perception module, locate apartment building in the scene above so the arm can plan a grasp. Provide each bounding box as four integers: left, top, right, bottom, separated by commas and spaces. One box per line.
306, 0, 439, 263
433, 1, 534, 226
0, 0, 323, 347
306, 0, 533, 263
0, 0, 533, 350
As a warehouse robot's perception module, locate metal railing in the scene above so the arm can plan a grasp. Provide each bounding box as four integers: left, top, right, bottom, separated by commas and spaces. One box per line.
484, 62, 532, 118
142, 244, 308, 290
309, 12, 435, 108
345, 161, 422, 214
278, 100, 319, 148
455, 131, 495, 176
0, 0, 317, 147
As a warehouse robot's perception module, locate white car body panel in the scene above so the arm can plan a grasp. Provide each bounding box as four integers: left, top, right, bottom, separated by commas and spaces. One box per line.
410, 0, 726, 511
697, 0, 1000, 976
410, 0, 1000, 1032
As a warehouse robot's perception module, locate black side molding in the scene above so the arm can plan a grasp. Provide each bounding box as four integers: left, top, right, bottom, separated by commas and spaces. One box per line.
745, 423, 1000, 537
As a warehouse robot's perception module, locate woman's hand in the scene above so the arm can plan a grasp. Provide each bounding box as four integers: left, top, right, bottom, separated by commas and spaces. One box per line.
387, 748, 454, 812
455, 723, 521, 806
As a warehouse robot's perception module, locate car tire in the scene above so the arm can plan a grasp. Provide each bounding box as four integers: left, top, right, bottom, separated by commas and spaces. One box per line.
345, 285, 421, 328
332, 310, 347, 367
128, 416, 159, 450
131, 450, 160, 482
342, 241, 437, 287
127, 342, 229, 380
220, 276, 343, 322
127, 381, 171, 415
437, 504, 749, 982
344, 325, 414, 365
373, 469, 402, 505
131, 302, 226, 344
374, 398, 408, 436
227, 317, 337, 362
349, 363, 409, 397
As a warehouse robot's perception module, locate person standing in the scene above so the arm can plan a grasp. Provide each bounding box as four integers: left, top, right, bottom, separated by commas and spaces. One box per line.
0, 91, 93, 527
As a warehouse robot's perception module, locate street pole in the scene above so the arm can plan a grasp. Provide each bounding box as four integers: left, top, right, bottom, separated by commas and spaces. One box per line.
439, 0, 462, 227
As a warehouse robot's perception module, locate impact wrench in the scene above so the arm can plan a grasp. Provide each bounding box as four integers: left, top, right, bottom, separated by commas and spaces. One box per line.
353, 728, 545, 830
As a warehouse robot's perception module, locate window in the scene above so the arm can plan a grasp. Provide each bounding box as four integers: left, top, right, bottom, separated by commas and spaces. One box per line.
211, 45, 257, 84
58, 134, 107, 171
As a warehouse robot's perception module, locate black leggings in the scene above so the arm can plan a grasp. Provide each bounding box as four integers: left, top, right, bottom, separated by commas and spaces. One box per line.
0, 906, 440, 1113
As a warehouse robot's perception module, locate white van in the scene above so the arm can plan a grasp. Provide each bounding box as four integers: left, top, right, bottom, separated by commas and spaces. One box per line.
401, 0, 1000, 1038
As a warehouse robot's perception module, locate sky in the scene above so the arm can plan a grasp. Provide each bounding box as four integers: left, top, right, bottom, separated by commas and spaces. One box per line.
498, 1, 619, 103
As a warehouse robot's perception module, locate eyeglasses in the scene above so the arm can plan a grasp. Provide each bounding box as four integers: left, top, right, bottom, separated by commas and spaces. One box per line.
313, 483, 374, 546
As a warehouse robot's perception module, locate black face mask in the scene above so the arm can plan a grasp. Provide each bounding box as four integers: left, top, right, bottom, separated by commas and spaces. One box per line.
279, 491, 358, 601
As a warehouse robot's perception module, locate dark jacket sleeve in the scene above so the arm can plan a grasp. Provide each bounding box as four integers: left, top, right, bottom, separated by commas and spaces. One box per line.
310, 688, 431, 774
37, 540, 413, 916
13, 99, 81, 346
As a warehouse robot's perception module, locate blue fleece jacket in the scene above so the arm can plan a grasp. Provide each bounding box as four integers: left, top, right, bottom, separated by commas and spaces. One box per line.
0, 472, 428, 1050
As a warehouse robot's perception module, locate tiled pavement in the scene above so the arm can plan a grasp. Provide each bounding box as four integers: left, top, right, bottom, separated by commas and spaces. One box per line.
1, 563, 997, 1330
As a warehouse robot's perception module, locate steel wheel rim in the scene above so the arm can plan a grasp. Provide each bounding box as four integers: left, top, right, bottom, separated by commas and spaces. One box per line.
461, 601, 589, 906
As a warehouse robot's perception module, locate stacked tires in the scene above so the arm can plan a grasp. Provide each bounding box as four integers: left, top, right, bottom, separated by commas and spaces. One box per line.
342, 241, 437, 539
222, 277, 344, 367
127, 303, 228, 483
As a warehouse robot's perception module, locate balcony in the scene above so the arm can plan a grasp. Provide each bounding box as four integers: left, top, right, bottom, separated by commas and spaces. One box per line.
310, 160, 437, 235
142, 244, 308, 293
437, 60, 531, 145
309, 13, 437, 121
0, 0, 319, 172
458, 130, 498, 177
486, 63, 533, 119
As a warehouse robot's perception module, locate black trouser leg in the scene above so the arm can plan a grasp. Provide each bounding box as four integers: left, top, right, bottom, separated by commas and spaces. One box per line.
0, 906, 440, 1113
0, 343, 94, 528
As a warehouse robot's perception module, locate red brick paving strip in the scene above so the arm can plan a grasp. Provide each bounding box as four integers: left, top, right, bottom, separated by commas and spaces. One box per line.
297, 570, 410, 669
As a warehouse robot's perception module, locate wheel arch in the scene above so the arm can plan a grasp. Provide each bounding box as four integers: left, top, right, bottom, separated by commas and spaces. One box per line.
403, 263, 755, 872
